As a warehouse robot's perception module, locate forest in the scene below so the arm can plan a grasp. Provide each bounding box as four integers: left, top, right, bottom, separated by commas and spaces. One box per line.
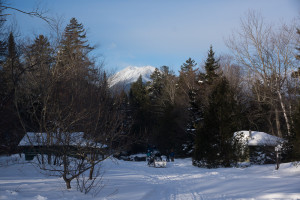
0, 1, 300, 190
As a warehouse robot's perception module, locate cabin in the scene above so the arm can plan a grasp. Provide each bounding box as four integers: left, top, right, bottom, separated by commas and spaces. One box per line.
18, 132, 107, 161
234, 131, 284, 164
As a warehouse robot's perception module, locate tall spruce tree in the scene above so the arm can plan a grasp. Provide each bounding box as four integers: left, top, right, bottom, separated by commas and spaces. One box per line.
0, 32, 23, 151
177, 58, 202, 155
129, 75, 152, 152
180, 57, 197, 73
193, 77, 242, 168
204, 45, 219, 84
56, 18, 95, 83
148, 68, 163, 105
21, 35, 54, 131
25, 35, 53, 89
147, 66, 183, 153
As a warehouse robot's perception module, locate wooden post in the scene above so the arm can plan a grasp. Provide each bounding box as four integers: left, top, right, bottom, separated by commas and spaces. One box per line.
275, 145, 281, 170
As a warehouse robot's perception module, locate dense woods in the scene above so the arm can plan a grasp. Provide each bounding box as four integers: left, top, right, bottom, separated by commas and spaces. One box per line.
0, 1, 299, 190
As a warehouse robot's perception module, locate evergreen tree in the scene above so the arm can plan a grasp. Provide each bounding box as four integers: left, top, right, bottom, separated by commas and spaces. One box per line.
0, 32, 23, 151
3, 32, 22, 89
56, 18, 95, 83
193, 77, 242, 168
177, 58, 202, 155
204, 45, 219, 84
129, 75, 148, 108
180, 57, 197, 73
128, 75, 152, 152
20, 35, 54, 131
25, 35, 53, 89
147, 66, 183, 153
0, 0, 6, 65
148, 68, 163, 104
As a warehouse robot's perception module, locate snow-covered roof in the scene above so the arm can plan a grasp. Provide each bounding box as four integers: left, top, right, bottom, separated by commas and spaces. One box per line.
18, 132, 107, 148
234, 131, 284, 146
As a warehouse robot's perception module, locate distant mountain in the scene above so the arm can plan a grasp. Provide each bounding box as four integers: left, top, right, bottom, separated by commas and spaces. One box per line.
108, 66, 156, 91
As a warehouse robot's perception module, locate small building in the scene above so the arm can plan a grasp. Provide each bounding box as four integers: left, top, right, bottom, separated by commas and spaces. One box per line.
18, 132, 107, 161
234, 131, 285, 164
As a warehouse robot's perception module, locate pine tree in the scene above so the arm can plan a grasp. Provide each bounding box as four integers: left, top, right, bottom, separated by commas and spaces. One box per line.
19, 35, 54, 132
193, 77, 242, 168
147, 66, 182, 153
0, 0, 6, 65
148, 68, 163, 104
25, 35, 53, 89
129, 75, 148, 108
177, 58, 202, 155
204, 45, 219, 84
0, 32, 23, 150
128, 75, 152, 151
3, 32, 22, 88
56, 18, 95, 83
180, 57, 197, 73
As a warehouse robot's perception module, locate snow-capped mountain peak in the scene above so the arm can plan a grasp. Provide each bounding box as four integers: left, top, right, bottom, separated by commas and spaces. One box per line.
108, 66, 156, 90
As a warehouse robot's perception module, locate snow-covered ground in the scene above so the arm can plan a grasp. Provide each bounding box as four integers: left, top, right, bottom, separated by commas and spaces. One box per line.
1, 155, 300, 200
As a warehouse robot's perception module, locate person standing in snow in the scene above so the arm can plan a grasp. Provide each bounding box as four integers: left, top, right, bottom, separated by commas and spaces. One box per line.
146, 150, 151, 162
170, 149, 175, 162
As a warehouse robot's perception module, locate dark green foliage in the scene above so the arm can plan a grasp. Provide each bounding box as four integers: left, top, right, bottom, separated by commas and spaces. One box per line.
180, 57, 197, 73
4, 32, 22, 87
129, 75, 153, 144
193, 77, 242, 168
0, 32, 24, 152
148, 68, 163, 104
155, 104, 182, 153
204, 45, 219, 84
177, 58, 201, 152
148, 66, 184, 153
0, 1, 6, 63
57, 17, 95, 83
129, 75, 148, 109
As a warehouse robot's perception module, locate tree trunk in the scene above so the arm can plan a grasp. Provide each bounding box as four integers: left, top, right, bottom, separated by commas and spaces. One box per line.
47, 153, 51, 165
65, 179, 71, 189
275, 108, 282, 138
63, 175, 71, 189
89, 163, 94, 180
277, 91, 291, 136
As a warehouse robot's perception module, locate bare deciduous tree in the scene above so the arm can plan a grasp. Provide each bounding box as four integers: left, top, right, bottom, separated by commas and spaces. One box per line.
226, 10, 298, 137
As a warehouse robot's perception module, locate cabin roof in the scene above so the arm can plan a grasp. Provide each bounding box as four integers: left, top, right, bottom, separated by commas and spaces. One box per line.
234, 131, 284, 146
18, 132, 107, 148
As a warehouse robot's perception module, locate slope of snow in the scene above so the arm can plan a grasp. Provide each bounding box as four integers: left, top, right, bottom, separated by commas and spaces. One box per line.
1, 155, 300, 200
234, 131, 284, 146
108, 66, 156, 89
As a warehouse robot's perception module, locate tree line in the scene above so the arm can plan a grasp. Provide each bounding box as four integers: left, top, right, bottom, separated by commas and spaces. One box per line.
0, 2, 132, 189
125, 12, 300, 168
0, 1, 299, 189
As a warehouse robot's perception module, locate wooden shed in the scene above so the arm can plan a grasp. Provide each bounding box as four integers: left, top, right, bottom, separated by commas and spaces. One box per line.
234, 131, 284, 164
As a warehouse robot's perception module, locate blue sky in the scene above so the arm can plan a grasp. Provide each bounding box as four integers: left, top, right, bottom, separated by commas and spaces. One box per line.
7, 0, 300, 73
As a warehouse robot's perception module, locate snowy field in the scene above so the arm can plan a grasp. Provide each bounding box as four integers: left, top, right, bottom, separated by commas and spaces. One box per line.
0, 155, 300, 200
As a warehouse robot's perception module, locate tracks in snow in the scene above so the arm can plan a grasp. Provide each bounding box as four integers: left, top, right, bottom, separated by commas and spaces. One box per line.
139, 162, 205, 200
